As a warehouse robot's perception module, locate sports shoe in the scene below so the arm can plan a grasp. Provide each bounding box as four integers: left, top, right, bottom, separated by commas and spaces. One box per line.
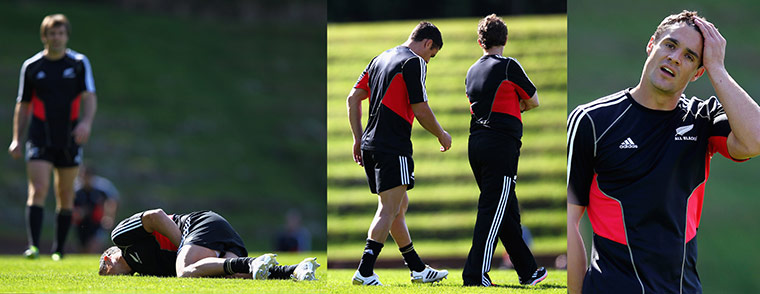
291, 257, 320, 281
352, 270, 383, 286
410, 265, 448, 284
520, 267, 548, 286
24, 246, 39, 259
249, 253, 278, 280
51, 252, 63, 261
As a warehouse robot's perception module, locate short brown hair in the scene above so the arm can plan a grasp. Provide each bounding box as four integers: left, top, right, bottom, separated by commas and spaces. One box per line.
40, 14, 71, 38
478, 14, 508, 50
409, 21, 443, 49
98, 246, 121, 275
652, 10, 704, 42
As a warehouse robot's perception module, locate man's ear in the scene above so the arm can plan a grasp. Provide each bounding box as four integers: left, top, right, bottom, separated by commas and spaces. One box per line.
646, 36, 655, 55
691, 67, 706, 82
423, 39, 433, 49
477, 39, 484, 49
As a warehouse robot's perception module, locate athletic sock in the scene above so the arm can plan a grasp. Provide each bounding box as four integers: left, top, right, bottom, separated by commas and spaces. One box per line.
268, 264, 297, 279
52, 209, 72, 254
223, 257, 254, 275
358, 239, 384, 277
26, 205, 44, 248
399, 242, 425, 272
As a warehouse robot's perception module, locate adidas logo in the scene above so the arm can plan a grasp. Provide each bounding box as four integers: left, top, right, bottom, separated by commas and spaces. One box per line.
619, 137, 638, 149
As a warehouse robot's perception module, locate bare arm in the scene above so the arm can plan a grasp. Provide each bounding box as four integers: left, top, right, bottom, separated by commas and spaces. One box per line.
411, 102, 451, 152
141, 209, 181, 247
8, 102, 31, 159
520, 92, 540, 112
347, 88, 368, 166
695, 18, 760, 159
567, 199, 587, 294
101, 198, 118, 230
72, 91, 97, 145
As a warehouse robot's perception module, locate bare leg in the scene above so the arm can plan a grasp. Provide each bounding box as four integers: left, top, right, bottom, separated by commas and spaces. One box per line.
27, 161, 53, 206
176, 244, 237, 278
53, 167, 78, 211
367, 185, 407, 243
389, 193, 412, 247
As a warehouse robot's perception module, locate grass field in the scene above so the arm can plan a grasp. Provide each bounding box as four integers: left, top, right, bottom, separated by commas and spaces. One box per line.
0, 253, 328, 293
326, 269, 566, 293
327, 15, 567, 265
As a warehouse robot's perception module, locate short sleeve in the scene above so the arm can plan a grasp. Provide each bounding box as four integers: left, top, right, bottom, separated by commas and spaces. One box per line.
705, 97, 749, 161
79, 54, 96, 93
402, 56, 428, 104
111, 211, 151, 246
507, 58, 536, 98
353, 58, 374, 93
567, 107, 596, 206
16, 61, 33, 103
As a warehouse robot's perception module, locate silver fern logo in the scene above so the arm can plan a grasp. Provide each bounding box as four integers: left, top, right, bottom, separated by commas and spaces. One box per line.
675, 124, 697, 141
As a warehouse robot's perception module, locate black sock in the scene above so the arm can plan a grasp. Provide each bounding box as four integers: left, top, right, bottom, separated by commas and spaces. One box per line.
358, 239, 384, 277
52, 209, 72, 254
268, 264, 297, 280
223, 257, 254, 275
399, 242, 425, 272
26, 205, 44, 248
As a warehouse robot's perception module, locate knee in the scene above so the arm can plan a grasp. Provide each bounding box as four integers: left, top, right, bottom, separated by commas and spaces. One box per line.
29, 182, 49, 197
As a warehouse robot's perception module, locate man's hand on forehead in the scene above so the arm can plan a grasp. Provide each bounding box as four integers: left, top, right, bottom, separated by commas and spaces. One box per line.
693, 17, 726, 72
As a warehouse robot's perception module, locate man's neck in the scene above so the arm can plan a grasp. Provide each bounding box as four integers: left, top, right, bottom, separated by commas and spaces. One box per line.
403, 40, 424, 57
629, 83, 684, 111
483, 45, 504, 56
43, 48, 66, 61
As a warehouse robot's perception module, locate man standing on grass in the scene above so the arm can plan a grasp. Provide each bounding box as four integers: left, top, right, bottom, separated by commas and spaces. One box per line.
9, 14, 97, 261
99, 208, 319, 280
346, 21, 452, 286
567, 11, 760, 293
462, 14, 547, 287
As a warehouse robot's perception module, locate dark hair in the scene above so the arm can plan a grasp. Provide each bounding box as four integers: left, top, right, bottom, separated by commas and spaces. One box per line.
40, 14, 71, 37
653, 10, 704, 42
98, 246, 121, 275
410, 21, 443, 49
478, 14, 508, 50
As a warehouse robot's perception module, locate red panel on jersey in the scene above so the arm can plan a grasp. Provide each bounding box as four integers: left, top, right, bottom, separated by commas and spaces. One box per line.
708, 136, 748, 162
354, 71, 370, 96
381, 73, 414, 125
588, 174, 627, 245
685, 154, 710, 243
31, 93, 45, 120
152, 231, 178, 251
70, 94, 81, 120
492, 80, 531, 122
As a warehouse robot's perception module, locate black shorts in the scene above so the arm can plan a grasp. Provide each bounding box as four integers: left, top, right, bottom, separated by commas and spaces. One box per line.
177, 211, 248, 257
361, 150, 414, 194
26, 141, 82, 167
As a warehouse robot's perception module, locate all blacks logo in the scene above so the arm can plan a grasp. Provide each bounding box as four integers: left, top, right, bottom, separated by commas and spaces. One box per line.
675, 124, 697, 141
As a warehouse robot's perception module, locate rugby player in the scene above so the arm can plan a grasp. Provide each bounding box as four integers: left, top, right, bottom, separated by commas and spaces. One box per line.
9, 14, 98, 260
567, 11, 760, 293
98, 209, 319, 280
346, 21, 452, 285
461, 14, 546, 287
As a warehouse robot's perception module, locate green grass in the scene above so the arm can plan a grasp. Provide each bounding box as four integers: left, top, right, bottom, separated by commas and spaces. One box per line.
325, 269, 567, 293
0, 253, 328, 293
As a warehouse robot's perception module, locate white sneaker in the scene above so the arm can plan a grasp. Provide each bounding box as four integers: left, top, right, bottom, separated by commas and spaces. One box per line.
411, 265, 448, 284
291, 257, 320, 281
249, 253, 278, 280
352, 270, 383, 286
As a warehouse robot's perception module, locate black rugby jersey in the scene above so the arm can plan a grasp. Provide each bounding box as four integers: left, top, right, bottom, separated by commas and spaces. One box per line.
354, 46, 428, 156
110, 212, 184, 276
567, 89, 745, 293
466, 55, 535, 139
17, 49, 95, 148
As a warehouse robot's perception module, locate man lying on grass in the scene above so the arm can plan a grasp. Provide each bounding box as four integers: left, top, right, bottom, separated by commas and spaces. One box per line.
98, 209, 318, 280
